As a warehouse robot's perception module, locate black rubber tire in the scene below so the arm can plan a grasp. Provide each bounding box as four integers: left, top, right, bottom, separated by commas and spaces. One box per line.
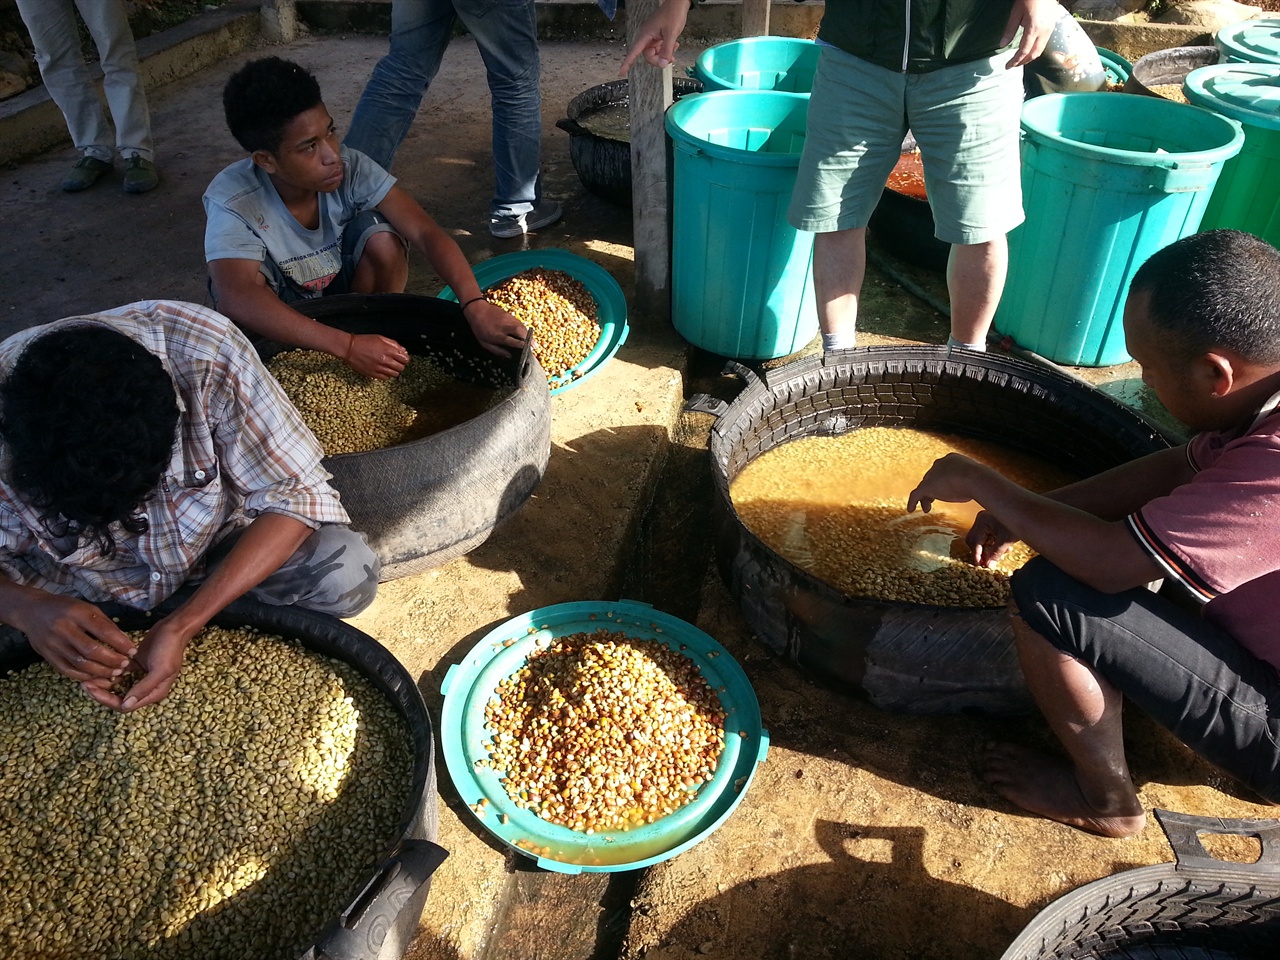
274, 293, 552, 581
1124, 46, 1220, 99
558, 77, 703, 207
1000, 811, 1280, 960
706, 347, 1173, 714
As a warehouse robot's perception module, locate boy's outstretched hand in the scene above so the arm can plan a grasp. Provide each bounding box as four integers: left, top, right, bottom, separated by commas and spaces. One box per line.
906, 453, 988, 515
463, 299, 529, 358
619, 0, 692, 74
344, 332, 410, 380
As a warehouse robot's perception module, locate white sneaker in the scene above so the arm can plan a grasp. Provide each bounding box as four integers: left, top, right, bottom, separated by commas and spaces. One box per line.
489, 199, 563, 239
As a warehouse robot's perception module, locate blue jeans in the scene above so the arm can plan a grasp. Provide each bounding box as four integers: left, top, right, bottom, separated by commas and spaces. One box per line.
345, 0, 543, 219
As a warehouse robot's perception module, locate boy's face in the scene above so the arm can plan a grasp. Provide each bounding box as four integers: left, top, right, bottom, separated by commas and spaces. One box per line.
253, 104, 344, 195
1123, 290, 1213, 431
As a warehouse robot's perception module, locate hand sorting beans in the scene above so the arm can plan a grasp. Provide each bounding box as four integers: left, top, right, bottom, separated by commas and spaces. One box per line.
480, 630, 725, 834
483, 268, 601, 382
0, 626, 413, 959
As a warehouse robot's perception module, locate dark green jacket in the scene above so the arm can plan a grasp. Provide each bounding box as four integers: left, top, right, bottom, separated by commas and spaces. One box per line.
817, 0, 1018, 73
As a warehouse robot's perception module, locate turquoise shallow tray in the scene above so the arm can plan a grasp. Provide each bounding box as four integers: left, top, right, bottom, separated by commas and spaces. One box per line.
440, 249, 629, 396
440, 600, 769, 873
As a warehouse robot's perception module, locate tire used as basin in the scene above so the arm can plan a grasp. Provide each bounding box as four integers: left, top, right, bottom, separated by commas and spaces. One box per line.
1000, 809, 1280, 960
276, 293, 552, 581
1125, 45, 1221, 99
0, 597, 447, 960
557, 77, 703, 207
689, 348, 1172, 715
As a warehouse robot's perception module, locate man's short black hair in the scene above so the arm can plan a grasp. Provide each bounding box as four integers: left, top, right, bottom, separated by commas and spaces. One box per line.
223, 56, 323, 154
0, 326, 179, 558
1130, 230, 1280, 365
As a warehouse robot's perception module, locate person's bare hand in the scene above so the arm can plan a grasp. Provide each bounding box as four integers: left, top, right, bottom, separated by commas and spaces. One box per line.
1003, 0, 1060, 68
619, 0, 691, 74
463, 300, 529, 358
906, 453, 985, 515
86, 617, 194, 712
343, 333, 409, 380
18, 595, 135, 682
965, 509, 1019, 568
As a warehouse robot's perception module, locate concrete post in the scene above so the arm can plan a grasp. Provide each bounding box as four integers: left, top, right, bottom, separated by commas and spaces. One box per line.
742, 0, 771, 38
261, 0, 303, 42
626, 0, 674, 324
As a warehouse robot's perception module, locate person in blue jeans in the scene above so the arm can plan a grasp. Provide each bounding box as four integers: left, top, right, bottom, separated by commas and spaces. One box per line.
345, 0, 562, 239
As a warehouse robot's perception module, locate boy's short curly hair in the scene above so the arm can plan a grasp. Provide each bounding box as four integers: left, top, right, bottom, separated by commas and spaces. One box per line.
1131, 230, 1280, 365
223, 56, 323, 154
0, 326, 179, 558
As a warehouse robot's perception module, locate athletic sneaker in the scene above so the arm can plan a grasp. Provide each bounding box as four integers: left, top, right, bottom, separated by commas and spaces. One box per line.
61, 156, 112, 192
488, 200, 563, 239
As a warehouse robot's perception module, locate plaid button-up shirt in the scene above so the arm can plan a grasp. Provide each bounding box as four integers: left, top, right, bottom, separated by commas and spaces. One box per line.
0, 300, 348, 610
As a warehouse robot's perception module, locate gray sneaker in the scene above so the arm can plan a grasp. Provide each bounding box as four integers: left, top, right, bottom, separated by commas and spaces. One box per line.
489, 199, 563, 239
61, 156, 112, 193
122, 156, 160, 194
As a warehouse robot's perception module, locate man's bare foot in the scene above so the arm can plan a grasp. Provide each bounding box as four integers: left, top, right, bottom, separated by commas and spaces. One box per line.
983, 742, 1146, 838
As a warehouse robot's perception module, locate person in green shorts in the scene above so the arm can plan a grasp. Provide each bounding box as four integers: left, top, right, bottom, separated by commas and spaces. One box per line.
622, 0, 1059, 353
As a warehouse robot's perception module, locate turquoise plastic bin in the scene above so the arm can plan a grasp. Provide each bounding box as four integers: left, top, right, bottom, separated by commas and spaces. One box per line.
692, 37, 820, 93
1215, 17, 1280, 64
995, 93, 1243, 367
440, 600, 769, 873
666, 90, 817, 360
1185, 64, 1280, 246
1095, 46, 1132, 84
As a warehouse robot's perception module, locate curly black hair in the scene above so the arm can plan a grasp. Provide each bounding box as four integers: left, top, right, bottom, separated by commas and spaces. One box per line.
1131, 230, 1280, 365
0, 325, 179, 558
223, 56, 324, 154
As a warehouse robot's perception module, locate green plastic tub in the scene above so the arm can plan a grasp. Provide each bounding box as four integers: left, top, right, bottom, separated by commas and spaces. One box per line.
665, 90, 817, 360
439, 248, 629, 395
1095, 46, 1132, 84
439, 600, 769, 873
1215, 17, 1280, 65
692, 36, 820, 93
1184, 63, 1280, 246
995, 93, 1244, 367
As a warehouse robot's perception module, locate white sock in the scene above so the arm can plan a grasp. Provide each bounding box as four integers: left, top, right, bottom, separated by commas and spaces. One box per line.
822, 331, 856, 353
947, 335, 986, 352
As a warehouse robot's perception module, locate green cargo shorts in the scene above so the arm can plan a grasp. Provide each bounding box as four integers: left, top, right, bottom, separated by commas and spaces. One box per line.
788, 43, 1026, 245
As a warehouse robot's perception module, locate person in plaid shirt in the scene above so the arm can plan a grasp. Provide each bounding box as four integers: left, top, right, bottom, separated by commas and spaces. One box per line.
0, 300, 378, 712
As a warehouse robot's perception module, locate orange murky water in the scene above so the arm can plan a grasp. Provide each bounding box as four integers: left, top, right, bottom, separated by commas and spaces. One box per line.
403, 380, 507, 441
730, 427, 1076, 606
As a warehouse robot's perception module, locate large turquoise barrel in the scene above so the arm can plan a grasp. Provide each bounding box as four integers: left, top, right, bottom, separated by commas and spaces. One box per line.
1184, 63, 1280, 247
995, 93, 1243, 367
692, 37, 820, 94
665, 90, 817, 360
1215, 17, 1280, 65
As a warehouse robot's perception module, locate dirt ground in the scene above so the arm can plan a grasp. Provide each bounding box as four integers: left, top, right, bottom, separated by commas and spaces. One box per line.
2, 12, 1278, 960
